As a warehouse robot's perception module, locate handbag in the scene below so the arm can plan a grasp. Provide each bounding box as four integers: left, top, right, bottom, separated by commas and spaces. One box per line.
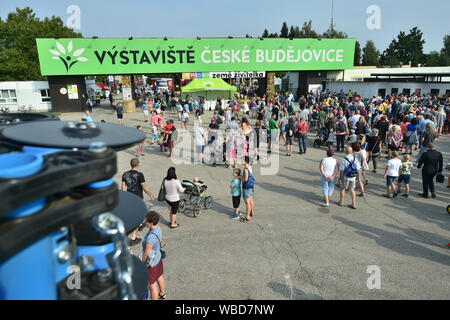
145, 231, 166, 268
157, 179, 166, 202
151, 231, 166, 260
436, 173, 445, 184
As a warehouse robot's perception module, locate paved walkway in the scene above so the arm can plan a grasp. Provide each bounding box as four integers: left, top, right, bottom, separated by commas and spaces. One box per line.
61, 104, 450, 299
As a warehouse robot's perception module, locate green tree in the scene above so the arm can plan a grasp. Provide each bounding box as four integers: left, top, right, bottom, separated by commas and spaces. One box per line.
380, 27, 425, 67
440, 34, 450, 65
354, 41, 361, 66
0, 7, 82, 81
322, 24, 348, 38
262, 29, 269, 38
362, 40, 380, 66
268, 32, 279, 38
423, 51, 444, 66
288, 25, 296, 38
280, 22, 289, 38
299, 20, 318, 38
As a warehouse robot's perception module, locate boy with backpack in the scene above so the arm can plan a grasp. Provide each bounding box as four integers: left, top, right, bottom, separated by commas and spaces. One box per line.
285, 118, 296, 156
338, 146, 361, 209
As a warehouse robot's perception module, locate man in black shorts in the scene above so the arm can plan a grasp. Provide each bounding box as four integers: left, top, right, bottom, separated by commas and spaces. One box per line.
121, 158, 156, 246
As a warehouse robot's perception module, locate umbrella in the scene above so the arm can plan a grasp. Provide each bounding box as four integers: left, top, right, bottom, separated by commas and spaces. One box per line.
96, 83, 110, 90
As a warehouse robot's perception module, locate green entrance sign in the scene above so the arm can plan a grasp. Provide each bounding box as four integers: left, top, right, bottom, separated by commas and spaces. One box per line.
36, 38, 355, 76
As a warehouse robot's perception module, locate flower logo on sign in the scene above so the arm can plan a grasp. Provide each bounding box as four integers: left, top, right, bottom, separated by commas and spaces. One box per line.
203, 81, 214, 88
50, 41, 88, 72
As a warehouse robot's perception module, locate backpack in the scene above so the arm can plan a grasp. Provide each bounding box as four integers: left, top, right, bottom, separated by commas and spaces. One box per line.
286, 124, 295, 137
216, 116, 223, 124
312, 110, 319, 120
243, 169, 255, 189
344, 157, 358, 178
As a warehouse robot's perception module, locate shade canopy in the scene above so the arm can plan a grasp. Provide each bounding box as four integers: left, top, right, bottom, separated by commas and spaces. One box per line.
181, 78, 237, 100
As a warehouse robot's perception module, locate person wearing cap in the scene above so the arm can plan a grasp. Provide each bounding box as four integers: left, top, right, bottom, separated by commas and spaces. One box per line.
319, 147, 339, 207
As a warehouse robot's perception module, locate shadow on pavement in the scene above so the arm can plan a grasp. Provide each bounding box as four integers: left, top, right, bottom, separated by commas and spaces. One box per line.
333, 216, 450, 267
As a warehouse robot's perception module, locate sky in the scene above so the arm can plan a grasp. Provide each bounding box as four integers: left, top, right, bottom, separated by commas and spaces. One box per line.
1, 0, 449, 53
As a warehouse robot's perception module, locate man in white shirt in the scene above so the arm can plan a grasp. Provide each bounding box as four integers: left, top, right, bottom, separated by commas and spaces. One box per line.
338, 146, 361, 209
348, 111, 361, 129
299, 107, 311, 122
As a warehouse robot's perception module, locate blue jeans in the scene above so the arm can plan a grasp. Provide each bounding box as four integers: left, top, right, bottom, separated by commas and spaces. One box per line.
321, 176, 335, 197
298, 133, 307, 154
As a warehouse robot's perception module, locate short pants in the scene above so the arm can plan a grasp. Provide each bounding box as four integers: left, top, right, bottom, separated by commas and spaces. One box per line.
232, 196, 241, 209
166, 200, 180, 214
243, 188, 253, 200
397, 174, 411, 184
343, 179, 356, 190
386, 175, 397, 187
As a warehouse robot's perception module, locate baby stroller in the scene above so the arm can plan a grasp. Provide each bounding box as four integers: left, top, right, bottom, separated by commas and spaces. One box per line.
314, 128, 329, 148
179, 180, 213, 217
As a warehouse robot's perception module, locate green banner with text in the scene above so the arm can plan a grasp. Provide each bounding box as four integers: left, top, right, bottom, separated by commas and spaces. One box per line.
36, 38, 355, 76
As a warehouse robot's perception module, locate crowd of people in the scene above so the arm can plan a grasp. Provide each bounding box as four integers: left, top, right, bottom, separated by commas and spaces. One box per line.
118, 88, 449, 299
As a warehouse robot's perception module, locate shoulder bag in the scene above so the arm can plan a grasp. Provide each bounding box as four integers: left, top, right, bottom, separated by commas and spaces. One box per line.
157, 179, 166, 202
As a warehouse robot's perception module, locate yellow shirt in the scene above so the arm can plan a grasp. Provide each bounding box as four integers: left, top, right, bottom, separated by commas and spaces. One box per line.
378, 102, 388, 114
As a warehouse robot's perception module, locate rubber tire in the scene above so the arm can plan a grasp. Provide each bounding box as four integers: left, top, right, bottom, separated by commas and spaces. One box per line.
204, 196, 213, 209
193, 204, 202, 217
178, 199, 186, 213
189, 194, 199, 205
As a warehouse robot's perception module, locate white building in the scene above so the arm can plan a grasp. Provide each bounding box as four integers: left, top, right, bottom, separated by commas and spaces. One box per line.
284, 66, 450, 98
0, 79, 102, 112
0, 81, 52, 112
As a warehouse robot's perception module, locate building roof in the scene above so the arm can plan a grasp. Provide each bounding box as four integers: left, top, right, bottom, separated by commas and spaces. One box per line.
371, 72, 450, 77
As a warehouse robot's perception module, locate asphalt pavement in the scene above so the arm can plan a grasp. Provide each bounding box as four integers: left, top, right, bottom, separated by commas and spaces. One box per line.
60, 103, 450, 300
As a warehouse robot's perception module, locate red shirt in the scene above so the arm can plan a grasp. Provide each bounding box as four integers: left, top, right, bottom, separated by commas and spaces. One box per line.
296, 121, 308, 134
400, 122, 408, 135
164, 124, 174, 133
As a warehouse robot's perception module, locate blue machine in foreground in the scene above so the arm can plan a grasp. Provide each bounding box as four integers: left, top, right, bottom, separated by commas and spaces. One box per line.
0, 118, 148, 300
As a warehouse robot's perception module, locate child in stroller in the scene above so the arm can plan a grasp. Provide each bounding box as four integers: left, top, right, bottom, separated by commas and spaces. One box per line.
314, 127, 329, 148
179, 178, 213, 216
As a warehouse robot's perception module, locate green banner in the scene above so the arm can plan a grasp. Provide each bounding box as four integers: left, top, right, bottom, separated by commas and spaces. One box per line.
36, 38, 355, 76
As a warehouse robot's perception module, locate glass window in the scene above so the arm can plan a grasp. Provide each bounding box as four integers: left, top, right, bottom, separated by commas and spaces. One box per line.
41, 89, 51, 102
430, 89, 440, 95
0, 90, 16, 104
